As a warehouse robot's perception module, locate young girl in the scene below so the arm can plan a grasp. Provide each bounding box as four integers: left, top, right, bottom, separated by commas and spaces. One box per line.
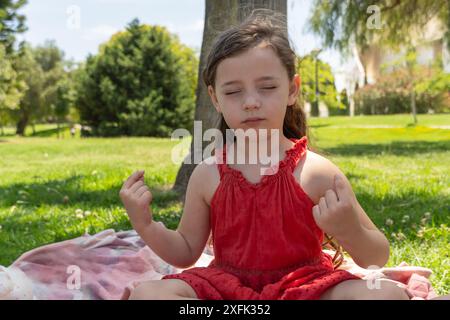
119, 13, 437, 300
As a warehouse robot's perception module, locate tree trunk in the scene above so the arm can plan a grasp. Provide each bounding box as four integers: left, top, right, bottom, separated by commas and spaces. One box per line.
311, 58, 320, 117
411, 89, 417, 124
172, 0, 287, 200
349, 96, 355, 117
16, 113, 29, 136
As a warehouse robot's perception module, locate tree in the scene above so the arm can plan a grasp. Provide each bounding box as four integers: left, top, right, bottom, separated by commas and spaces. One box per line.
172, 0, 287, 196
53, 76, 77, 138
33, 40, 67, 132
307, 0, 449, 54
0, 42, 25, 134
339, 89, 350, 114
76, 19, 198, 137
0, 0, 27, 134
12, 44, 43, 135
308, 0, 449, 121
11, 41, 67, 135
298, 53, 344, 115
0, 0, 27, 53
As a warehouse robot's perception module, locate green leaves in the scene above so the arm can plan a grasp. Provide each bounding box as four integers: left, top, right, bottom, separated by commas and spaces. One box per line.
297, 54, 345, 112
0, 0, 28, 53
308, 0, 450, 53
76, 20, 198, 137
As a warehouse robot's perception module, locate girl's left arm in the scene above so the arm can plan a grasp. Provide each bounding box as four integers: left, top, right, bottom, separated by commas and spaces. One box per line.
308, 156, 390, 269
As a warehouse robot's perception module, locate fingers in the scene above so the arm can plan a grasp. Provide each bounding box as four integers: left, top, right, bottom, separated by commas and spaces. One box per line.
129, 180, 145, 194
324, 189, 338, 207
312, 204, 321, 222
319, 196, 327, 213
135, 184, 150, 198
123, 170, 145, 190
140, 190, 152, 203
334, 174, 349, 202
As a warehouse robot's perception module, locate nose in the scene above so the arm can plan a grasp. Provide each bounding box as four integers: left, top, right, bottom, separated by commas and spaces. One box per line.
242, 94, 261, 111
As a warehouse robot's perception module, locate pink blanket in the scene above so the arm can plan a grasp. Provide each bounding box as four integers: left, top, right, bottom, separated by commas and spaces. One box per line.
6, 224, 437, 300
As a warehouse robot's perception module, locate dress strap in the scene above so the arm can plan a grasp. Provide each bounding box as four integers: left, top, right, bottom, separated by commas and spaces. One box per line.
284, 136, 308, 173
214, 145, 227, 180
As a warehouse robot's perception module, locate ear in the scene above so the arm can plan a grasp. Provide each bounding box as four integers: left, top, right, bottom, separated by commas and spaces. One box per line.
208, 85, 222, 113
287, 74, 301, 107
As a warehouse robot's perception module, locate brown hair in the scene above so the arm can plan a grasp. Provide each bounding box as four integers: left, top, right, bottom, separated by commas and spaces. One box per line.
203, 10, 344, 269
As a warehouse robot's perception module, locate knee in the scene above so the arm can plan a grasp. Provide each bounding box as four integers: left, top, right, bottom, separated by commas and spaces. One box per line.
365, 280, 410, 300
128, 280, 165, 300
378, 281, 409, 300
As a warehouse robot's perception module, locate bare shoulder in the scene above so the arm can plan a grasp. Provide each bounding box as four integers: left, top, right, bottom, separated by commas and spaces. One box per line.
188, 156, 221, 206
296, 150, 347, 204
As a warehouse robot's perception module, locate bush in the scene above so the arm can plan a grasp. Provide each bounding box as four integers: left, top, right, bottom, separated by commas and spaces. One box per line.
354, 64, 450, 115
75, 19, 198, 137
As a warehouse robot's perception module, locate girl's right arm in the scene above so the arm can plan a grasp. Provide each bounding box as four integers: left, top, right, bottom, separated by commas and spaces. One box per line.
119, 164, 211, 269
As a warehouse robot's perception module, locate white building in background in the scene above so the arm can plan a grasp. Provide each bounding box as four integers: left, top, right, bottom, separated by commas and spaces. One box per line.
341, 16, 449, 116
358, 17, 449, 84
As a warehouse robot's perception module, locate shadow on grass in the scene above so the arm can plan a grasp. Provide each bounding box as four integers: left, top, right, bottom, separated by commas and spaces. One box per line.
28, 126, 70, 137
0, 125, 69, 139
308, 123, 332, 129
0, 175, 183, 265
319, 140, 450, 156
1, 173, 448, 265
0, 174, 181, 210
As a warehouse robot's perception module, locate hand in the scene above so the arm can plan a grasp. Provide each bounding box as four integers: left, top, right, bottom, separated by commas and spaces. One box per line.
312, 174, 362, 239
119, 170, 153, 231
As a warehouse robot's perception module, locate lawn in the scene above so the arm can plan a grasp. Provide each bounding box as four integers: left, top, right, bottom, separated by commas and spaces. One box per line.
0, 113, 449, 295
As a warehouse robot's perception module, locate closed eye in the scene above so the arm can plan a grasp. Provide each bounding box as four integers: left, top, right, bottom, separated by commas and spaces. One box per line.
225, 87, 276, 95
225, 91, 240, 95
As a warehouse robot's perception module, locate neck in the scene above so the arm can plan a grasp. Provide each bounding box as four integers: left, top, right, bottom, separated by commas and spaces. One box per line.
230, 131, 292, 165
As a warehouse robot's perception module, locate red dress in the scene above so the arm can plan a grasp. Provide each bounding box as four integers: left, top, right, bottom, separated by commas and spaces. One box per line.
162, 136, 360, 299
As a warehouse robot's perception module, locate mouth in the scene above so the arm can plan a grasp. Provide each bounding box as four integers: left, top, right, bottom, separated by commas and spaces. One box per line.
242, 117, 265, 124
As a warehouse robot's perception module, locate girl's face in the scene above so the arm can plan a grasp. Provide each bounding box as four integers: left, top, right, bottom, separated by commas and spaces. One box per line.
208, 43, 300, 136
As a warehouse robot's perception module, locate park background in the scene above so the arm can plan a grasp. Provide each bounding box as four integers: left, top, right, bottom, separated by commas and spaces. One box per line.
0, 0, 449, 295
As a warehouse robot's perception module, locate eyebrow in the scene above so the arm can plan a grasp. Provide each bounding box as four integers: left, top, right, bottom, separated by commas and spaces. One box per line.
220, 76, 280, 88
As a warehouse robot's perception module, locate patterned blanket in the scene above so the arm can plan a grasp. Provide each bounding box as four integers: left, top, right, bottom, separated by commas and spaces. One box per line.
0, 223, 437, 300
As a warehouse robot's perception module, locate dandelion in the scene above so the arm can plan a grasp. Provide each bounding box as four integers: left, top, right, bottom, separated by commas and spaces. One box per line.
76, 213, 84, 219
75, 209, 83, 215
401, 215, 410, 223
84, 210, 91, 217
385, 218, 394, 226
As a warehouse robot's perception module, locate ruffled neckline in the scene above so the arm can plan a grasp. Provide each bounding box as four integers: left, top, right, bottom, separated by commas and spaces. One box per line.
220, 136, 308, 189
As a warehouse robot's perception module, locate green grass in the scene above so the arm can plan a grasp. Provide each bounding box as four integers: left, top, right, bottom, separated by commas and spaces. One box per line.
1, 123, 76, 138
308, 113, 450, 127
0, 114, 449, 295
